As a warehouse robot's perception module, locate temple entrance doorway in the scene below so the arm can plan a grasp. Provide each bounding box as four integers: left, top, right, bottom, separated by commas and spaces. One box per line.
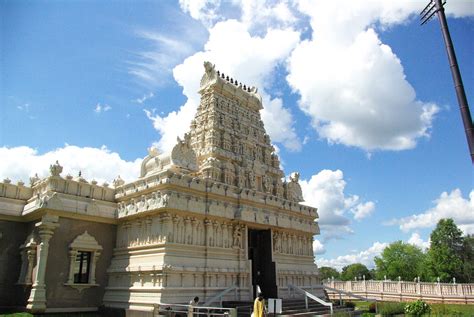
248, 229, 277, 299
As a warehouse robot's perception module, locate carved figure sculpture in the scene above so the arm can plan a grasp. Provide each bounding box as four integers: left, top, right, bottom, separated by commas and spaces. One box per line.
232, 225, 242, 248
286, 172, 304, 202
49, 161, 63, 177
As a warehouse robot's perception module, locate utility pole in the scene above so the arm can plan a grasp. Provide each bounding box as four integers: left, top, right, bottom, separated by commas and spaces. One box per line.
420, 0, 474, 163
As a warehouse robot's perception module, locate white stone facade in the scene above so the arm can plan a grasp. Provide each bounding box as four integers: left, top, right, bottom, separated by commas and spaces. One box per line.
0, 62, 321, 313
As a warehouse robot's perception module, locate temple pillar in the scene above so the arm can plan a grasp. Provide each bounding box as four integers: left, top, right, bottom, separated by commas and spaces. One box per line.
27, 215, 59, 313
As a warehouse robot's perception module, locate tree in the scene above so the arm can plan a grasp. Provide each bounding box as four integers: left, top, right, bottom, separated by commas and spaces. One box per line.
319, 266, 340, 281
461, 234, 474, 282
426, 218, 464, 282
374, 241, 425, 281
340, 263, 370, 281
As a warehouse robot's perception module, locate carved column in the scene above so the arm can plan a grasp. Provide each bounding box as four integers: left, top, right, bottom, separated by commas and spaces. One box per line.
25, 249, 36, 285
27, 215, 59, 313
66, 249, 78, 284
90, 251, 101, 284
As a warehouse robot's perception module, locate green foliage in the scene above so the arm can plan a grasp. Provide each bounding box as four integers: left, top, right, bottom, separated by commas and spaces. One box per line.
361, 313, 375, 317
344, 301, 355, 308
374, 240, 426, 281
426, 218, 464, 282
377, 301, 405, 315
340, 263, 370, 281
404, 299, 431, 316
368, 302, 376, 313
461, 234, 474, 282
319, 266, 340, 281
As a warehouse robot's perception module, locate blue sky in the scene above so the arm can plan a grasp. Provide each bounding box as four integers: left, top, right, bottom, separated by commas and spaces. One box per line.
1, 0, 473, 270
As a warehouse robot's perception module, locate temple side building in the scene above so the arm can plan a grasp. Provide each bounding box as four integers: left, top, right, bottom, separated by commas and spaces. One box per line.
0, 62, 321, 314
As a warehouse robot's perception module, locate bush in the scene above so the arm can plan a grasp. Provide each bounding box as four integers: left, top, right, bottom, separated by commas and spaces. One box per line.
378, 301, 405, 315
368, 302, 376, 313
361, 313, 375, 317
404, 300, 431, 316
344, 301, 355, 309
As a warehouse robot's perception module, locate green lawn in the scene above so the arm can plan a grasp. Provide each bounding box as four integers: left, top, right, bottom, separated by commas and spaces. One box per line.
0, 313, 101, 317
348, 300, 474, 316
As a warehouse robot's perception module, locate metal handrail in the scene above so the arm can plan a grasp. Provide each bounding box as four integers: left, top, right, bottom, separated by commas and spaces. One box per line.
203, 284, 238, 306
323, 285, 377, 314
288, 284, 333, 315
153, 302, 237, 317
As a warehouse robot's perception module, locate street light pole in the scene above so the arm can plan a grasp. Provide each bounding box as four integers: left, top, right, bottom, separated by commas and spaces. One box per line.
421, 0, 474, 163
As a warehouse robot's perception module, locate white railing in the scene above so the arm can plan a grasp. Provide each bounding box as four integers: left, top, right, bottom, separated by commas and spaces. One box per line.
203, 284, 238, 307
288, 283, 333, 315
323, 280, 474, 304
153, 302, 237, 317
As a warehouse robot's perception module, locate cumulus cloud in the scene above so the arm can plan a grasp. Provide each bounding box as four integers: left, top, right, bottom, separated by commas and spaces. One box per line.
352, 201, 375, 220
388, 189, 474, 234
286, 0, 439, 152
313, 239, 326, 255
300, 169, 376, 240
94, 103, 112, 113
148, 19, 302, 152
317, 241, 388, 270
407, 232, 430, 250
0, 146, 142, 185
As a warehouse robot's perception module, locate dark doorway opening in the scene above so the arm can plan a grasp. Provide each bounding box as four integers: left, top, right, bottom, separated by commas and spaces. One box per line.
248, 229, 277, 299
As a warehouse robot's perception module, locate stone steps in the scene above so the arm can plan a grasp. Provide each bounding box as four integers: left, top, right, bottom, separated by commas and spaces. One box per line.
223, 299, 353, 317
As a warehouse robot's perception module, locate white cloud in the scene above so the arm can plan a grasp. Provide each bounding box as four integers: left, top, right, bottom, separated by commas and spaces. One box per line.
286, 0, 440, 152
317, 241, 388, 270
0, 145, 142, 185
313, 239, 326, 255
389, 189, 474, 234
352, 201, 375, 220
407, 232, 430, 250
148, 19, 302, 152
17, 103, 30, 112
129, 30, 197, 87
134, 92, 154, 104
179, 0, 222, 27
445, 1, 474, 18
94, 103, 112, 113
300, 169, 375, 240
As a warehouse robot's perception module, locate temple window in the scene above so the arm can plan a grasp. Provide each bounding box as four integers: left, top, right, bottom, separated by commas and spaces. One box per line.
65, 231, 102, 291
73, 251, 91, 283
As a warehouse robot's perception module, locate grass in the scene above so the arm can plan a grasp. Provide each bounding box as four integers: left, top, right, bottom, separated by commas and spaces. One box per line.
0, 313, 102, 317
352, 301, 474, 316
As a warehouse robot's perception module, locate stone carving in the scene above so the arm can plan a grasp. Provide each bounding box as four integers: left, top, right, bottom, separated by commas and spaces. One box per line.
49, 160, 63, 177
263, 175, 273, 194
247, 170, 255, 189
171, 136, 198, 172
113, 175, 125, 187
29, 173, 40, 186
286, 172, 303, 202
200, 61, 217, 89
232, 225, 242, 248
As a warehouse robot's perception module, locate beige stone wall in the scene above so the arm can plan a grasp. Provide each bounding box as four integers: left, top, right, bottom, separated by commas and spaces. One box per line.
0, 220, 31, 307
44, 217, 116, 308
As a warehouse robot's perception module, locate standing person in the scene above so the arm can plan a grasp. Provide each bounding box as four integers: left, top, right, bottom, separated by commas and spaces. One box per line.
188, 296, 199, 317
253, 293, 265, 317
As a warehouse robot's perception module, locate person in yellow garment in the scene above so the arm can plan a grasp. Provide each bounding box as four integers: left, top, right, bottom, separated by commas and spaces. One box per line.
188, 296, 199, 317
253, 293, 266, 317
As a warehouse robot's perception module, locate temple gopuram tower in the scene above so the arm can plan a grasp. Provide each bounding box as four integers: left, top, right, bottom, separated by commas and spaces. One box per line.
103, 62, 321, 310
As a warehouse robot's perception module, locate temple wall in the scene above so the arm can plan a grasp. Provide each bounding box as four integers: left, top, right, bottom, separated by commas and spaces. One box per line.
44, 217, 116, 309
0, 220, 31, 307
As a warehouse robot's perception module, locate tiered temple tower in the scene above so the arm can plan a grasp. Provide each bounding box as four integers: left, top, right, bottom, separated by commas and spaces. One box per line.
103, 62, 320, 310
